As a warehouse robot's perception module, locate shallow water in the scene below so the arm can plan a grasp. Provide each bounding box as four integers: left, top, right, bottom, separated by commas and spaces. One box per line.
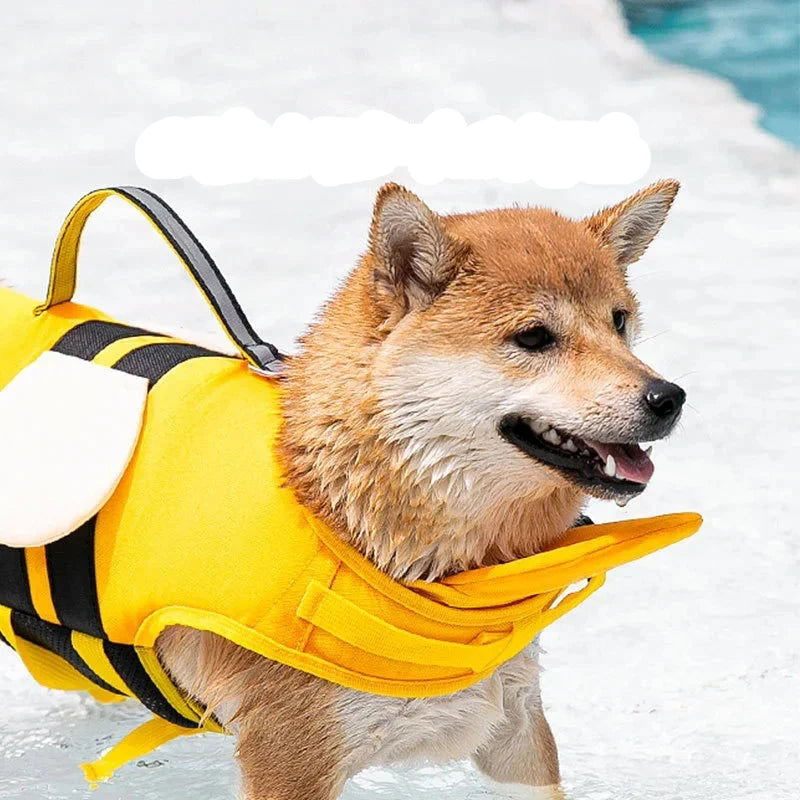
1, 0, 799, 798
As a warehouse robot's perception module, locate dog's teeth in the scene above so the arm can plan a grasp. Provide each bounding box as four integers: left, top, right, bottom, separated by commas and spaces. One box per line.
563, 438, 577, 452
543, 429, 561, 445
604, 454, 616, 477
531, 419, 548, 434
644, 445, 653, 457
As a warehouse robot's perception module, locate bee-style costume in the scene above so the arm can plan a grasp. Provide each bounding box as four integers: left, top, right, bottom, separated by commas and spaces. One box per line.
0, 188, 702, 785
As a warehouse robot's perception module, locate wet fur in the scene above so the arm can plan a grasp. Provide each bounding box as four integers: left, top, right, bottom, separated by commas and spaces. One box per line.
157, 180, 679, 799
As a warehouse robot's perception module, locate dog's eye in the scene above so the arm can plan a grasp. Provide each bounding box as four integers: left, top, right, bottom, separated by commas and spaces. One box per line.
613, 310, 628, 334
514, 326, 555, 352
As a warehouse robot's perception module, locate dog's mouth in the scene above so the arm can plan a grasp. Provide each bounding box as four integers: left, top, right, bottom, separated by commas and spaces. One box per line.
499, 414, 655, 502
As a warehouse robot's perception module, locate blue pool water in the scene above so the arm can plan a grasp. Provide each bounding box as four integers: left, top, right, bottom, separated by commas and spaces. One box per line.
621, 0, 800, 146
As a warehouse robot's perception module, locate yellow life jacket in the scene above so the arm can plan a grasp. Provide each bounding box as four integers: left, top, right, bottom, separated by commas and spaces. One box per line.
0, 188, 703, 785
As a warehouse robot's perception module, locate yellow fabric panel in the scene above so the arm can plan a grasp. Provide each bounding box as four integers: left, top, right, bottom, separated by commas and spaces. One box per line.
296, 579, 516, 672
0, 606, 17, 650
307, 513, 567, 625
24, 547, 60, 625
417, 512, 703, 604
93, 353, 320, 648
70, 631, 132, 696
0, 288, 111, 391
136, 647, 225, 733
0, 605, 99, 694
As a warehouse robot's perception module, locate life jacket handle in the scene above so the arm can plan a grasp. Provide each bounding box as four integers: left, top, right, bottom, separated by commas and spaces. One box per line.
33, 186, 283, 374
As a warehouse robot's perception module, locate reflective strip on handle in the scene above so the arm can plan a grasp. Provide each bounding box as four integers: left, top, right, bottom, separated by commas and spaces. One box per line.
35, 187, 283, 374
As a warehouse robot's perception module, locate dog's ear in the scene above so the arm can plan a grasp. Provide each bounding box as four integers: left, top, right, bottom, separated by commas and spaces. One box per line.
584, 179, 679, 271
369, 183, 467, 324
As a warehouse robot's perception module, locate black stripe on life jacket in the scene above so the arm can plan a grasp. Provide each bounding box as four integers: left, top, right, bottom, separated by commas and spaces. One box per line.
51, 320, 165, 360
40, 341, 226, 640
0, 628, 9, 647
45, 518, 105, 639
102, 641, 197, 728
10, 610, 123, 696
0, 545, 35, 616
111, 341, 226, 386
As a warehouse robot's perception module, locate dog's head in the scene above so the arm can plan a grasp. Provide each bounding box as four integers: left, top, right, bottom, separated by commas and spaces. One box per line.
367, 181, 684, 507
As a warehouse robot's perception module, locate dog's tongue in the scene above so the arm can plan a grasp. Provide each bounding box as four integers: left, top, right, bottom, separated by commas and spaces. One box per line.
586, 440, 655, 484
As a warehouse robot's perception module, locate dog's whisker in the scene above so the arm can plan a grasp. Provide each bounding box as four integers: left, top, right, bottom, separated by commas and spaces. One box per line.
635, 329, 669, 345
672, 370, 700, 381
627, 269, 667, 282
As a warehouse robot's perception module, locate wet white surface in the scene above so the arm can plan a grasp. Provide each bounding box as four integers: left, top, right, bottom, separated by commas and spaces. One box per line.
1, 1, 798, 798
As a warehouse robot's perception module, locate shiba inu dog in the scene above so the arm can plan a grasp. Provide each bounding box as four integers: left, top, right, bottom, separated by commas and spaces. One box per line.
156, 179, 686, 799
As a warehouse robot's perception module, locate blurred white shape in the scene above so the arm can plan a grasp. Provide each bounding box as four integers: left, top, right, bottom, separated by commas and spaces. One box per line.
135, 108, 651, 187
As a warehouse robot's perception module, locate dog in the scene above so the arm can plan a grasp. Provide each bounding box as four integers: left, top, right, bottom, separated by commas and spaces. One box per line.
153, 179, 686, 799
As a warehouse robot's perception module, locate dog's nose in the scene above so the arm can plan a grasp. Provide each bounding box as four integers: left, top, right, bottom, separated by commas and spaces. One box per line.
644, 380, 686, 421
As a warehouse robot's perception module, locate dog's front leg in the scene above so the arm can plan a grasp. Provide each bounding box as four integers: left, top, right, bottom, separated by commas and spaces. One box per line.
472, 700, 561, 791
470, 644, 561, 794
